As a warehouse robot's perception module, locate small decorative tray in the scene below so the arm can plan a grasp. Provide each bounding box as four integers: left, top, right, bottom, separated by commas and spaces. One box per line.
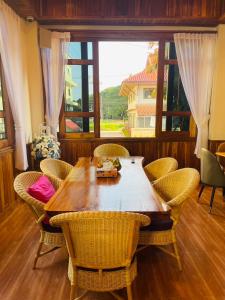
96, 158, 121, 178
96, 168, 118, 178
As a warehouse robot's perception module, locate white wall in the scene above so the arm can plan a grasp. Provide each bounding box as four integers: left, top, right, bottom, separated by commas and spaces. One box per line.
24, 22, 44, 137
209, 25, 225, 140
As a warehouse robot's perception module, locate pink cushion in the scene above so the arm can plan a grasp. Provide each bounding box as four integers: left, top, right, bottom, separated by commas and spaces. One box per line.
27, 175, 56, 204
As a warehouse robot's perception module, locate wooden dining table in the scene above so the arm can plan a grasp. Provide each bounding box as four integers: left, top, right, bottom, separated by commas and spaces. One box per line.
44, 156, 170, 220
215, 152, 225, 158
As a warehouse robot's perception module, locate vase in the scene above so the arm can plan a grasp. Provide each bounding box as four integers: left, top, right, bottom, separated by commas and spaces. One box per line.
31, 157, 44, 171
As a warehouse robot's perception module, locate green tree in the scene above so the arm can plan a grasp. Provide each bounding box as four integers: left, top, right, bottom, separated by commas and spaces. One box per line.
101, 86, 128, 120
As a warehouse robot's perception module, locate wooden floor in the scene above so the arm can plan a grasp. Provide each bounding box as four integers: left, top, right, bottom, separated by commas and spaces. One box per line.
1, 186, 225, 300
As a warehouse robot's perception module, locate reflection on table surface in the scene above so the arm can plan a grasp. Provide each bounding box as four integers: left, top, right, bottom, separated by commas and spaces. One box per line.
45, 156, 170, 218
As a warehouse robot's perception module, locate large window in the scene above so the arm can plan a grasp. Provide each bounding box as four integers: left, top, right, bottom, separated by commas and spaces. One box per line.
59, 34, 193, 139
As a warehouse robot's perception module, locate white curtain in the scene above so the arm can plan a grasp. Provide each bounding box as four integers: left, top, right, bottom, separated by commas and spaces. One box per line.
41, 32, 70, 137
174, 33, 217, 158
0, 1, 32, 170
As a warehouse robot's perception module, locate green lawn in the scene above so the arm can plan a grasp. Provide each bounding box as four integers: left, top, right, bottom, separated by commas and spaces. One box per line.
100, 119, 126, 131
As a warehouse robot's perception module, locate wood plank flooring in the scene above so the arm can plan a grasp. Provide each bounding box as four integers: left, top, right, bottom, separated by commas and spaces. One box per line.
1, 186, 225, 300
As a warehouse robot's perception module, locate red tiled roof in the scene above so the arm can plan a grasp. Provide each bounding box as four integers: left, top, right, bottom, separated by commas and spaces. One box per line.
122, 70, 157, 84
66, 119, 81, 131
136, 104, 156, 116
119, 68, 167, 96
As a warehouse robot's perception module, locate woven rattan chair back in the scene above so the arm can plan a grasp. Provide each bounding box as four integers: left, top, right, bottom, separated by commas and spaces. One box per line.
40, 158, 73, 182
153, 168, 200, 223
14, 171, 64, 269
50, 211, 149, 269
144, 157, 178, 182
217, 142, 225, 169
14, 171, 61, 222
93, 143, 130, 157
139, 168, 199, 271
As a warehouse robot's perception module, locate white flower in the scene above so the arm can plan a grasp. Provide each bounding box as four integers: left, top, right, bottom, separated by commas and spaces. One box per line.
42, 148, 49, 155
31, 134, 61, 160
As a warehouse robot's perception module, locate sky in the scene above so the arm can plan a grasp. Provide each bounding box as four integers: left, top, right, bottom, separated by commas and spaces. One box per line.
67, 41, 153, 99
99, 41, 151, 91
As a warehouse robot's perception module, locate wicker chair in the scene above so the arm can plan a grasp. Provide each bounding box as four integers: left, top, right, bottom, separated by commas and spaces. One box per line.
93, 144, 130, 157
13, 171, 65, 269
144, 157, 178, 182
139, 168, 200, 270
40, 158, 73, 183
50, 211, 150, 300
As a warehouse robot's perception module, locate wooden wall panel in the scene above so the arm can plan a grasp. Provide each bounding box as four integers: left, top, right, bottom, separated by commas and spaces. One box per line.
4, 0, 38, 18
36, 0, 223, 25
5, 0, 224, 25
208, 140, 225, 153
60, 138, 200, 169
0, 147, 15, 216
60, 0, 222, 18
73, 0, 103, 17
167, 0, 221, 18
26, 138, 224, 172
137, 0, 170, 17
40, 0, 67, 18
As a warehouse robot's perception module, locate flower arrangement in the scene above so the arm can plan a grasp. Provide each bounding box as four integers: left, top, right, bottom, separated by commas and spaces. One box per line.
31, 134, 60, 160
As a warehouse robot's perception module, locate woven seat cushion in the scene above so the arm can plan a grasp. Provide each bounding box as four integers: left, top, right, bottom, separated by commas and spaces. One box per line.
141, 215, 173, 231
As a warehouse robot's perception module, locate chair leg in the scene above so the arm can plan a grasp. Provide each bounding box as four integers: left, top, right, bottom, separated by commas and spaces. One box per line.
126, 285, 133, 300
198, 184, 205, 200
33, 242, 44, 269
173, 241, 182, 271
209, 186, 216, 213
70, 284, 76, 300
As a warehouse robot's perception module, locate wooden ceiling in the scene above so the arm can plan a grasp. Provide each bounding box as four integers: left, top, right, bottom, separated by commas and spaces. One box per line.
4, 0, 225, 26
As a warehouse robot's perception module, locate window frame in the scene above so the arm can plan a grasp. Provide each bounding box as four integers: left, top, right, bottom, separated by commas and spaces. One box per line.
59, 32, 195, 140
59, 39, 100, 139
156, 39, 191, 138
0, 59, 14, 149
